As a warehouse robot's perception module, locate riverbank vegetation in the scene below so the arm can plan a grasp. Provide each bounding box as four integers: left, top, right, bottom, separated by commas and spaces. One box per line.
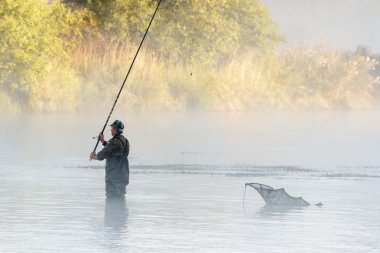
1, 0, 379, 113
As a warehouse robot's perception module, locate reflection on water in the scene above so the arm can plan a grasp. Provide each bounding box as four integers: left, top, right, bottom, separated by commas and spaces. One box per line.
104, 198, 128, 229
259, 204, 307, 217
103, 198, 128, 251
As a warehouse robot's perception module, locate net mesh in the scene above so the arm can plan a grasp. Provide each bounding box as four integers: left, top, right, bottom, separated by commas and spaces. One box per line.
245, 183, 310, 206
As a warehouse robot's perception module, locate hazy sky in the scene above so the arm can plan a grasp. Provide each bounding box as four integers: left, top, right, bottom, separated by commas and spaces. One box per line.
261, 0, 380, 53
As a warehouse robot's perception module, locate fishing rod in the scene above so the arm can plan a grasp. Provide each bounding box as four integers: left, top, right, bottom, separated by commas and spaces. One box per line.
91, 0, 162, 159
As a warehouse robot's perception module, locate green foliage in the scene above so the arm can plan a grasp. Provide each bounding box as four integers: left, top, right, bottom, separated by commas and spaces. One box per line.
0, 0, 83, 111
1, 0, 379, 113
66, 0, 282, 66
64, 0, 153, 42
149, 0, 283, 66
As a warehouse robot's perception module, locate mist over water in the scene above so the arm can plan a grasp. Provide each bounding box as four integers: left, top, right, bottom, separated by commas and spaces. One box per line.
1, 111, 380, 252
2, 111, 379, 168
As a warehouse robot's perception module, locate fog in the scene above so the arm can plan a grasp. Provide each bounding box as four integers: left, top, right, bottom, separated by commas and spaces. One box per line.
262, 0, 380, 52
2, 111, 380, 168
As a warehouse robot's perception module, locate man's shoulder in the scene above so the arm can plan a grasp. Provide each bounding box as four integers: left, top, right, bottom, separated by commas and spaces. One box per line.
110, 135, 127, 144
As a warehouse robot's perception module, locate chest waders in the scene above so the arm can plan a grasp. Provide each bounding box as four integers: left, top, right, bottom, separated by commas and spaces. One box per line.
105, 136, 129, 199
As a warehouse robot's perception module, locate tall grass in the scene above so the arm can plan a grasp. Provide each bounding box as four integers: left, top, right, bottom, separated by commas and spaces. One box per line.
3, 39, 377, 114
71, 39, 276, 111
70, 40, 380, 111
3, 41, 378, 114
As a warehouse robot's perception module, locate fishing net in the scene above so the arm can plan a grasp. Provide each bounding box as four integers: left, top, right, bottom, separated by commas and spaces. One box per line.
244, 183, 310, 206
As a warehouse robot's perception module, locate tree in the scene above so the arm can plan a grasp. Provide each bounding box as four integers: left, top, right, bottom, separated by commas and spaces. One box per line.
0, 0, 82, 110
64, 0, 282, 66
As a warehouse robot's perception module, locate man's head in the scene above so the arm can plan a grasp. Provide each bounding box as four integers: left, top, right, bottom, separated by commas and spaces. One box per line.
110, 120, 124, 136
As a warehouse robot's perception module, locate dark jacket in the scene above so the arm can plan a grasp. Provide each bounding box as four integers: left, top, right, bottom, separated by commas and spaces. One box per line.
97, 134, 129, 160
97, 134, 129, 198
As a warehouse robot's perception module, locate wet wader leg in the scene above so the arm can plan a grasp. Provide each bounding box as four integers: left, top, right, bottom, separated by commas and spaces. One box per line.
106, 180, 126, 199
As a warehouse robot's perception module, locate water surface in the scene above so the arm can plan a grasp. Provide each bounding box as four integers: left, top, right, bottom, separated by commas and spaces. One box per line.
0, 112, 379, 252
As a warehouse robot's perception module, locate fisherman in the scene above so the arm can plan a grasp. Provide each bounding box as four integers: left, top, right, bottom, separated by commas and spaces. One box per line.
90, 120, 130, 199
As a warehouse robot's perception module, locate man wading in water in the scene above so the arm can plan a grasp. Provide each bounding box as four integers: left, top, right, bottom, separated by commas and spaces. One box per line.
90, 120, 130, 199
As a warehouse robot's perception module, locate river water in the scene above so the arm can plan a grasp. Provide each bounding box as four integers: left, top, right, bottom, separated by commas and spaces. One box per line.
0, 111, 379, 252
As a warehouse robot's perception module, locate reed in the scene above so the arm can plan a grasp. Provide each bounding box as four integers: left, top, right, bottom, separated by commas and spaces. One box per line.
2, 39, 378, 114
68, 40, 380, 111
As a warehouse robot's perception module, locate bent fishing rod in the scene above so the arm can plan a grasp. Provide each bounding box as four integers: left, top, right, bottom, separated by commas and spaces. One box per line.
91, 0, 162, 158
